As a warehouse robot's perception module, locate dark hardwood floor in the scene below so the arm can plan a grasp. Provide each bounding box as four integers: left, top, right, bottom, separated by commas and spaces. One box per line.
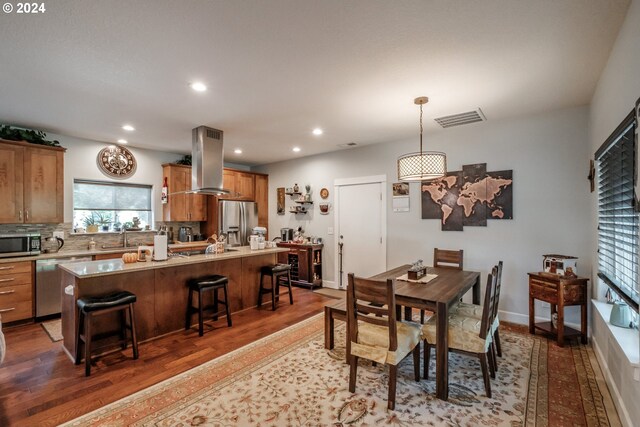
0, 288, 333, 426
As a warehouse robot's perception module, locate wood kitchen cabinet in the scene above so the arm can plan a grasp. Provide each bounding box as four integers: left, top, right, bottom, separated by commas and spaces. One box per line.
0, 261, 34, 323
277, 242, 323, 289
0, 140, 65, 224
255, 173, 268, 229
219, 168, 255, 200
201, 169, 269, 238
162, 164, 207, 222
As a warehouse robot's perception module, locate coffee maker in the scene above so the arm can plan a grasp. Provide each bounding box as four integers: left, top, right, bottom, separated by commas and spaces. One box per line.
280, 228, 293, 242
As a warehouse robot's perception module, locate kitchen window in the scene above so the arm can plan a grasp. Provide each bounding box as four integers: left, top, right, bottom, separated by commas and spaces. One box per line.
73, 180, 153, 232
596, 110, 639, 313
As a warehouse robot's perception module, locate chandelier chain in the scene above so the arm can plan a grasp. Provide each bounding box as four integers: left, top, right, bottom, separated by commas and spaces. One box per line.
419, 103, 424, 154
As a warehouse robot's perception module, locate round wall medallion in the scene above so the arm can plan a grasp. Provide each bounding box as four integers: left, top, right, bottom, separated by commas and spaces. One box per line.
320, 188, 329, 199
97, 145, 137, 178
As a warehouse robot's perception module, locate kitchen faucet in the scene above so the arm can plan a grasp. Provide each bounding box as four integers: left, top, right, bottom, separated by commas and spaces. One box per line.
101, 229, 131, 249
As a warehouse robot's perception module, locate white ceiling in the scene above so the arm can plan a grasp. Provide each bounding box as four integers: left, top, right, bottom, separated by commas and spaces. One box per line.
0, 0, 630, 165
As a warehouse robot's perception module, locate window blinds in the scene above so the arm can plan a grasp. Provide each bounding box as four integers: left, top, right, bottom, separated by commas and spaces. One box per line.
596, 113, 639, 310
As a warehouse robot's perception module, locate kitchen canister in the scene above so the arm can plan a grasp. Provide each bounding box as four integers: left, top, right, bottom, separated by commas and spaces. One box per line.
609, 301, 633, 328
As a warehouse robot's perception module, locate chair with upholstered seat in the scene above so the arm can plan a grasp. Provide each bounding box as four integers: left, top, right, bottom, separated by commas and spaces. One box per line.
422, 266, 498, 397
453, 261, 503, 371
419, 248, 464, 323
347, 273, 422, 410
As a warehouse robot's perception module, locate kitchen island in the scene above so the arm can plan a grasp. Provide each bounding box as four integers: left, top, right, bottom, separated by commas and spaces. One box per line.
58, 246, 289, 361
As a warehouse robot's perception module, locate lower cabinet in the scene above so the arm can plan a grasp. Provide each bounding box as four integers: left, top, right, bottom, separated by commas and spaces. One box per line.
0, 261, 34, 323
276, 243, 323, 289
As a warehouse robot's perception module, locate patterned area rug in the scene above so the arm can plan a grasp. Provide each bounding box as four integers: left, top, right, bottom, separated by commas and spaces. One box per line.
41, 319, 63, 342
62, 314, 619, 426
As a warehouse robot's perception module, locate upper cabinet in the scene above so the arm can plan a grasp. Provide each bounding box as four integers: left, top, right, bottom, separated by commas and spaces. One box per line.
162, 164, 207, 222
254, 174, 268, 229
220, 169, 255, 201
201, 168, 269, 237
0, 140, 64, 224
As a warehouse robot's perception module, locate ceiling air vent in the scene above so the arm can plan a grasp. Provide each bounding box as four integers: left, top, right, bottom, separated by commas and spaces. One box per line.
206, 128, 222, 140
337, 142, 358, 148
434, 108, 486, 128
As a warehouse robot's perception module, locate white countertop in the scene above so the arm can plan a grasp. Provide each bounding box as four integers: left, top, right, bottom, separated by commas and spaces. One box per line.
58, 246, 288, 278
0, 242, 213, 263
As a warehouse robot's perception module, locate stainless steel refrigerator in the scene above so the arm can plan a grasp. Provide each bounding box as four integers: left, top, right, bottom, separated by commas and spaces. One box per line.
218, 200, 258, 247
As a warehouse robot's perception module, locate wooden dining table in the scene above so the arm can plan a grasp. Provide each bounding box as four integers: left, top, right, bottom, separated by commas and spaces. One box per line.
369, 265, 482, 401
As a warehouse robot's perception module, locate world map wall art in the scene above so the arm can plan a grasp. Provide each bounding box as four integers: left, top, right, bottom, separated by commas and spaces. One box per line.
421, 163, 513, 231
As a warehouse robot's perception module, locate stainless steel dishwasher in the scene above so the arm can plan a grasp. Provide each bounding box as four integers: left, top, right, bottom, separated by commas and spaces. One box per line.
35, 256, 92, 318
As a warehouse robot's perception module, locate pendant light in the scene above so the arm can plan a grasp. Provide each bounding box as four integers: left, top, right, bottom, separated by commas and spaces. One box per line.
397, 97, 446, 181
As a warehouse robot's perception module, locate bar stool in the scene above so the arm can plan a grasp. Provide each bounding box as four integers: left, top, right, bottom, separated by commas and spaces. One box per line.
185, 274, 232, 336
258, 264, 294, 310
75, 290, 139, 377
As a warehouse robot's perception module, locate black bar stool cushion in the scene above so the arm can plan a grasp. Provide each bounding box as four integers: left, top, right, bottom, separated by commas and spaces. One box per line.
261, 264, 291, 275
188, 274, 228, 290
77, 291, 137, 313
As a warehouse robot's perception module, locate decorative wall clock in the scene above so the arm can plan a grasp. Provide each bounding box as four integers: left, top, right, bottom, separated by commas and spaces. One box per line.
320, 188, 329, 199
97, 145, 137, 178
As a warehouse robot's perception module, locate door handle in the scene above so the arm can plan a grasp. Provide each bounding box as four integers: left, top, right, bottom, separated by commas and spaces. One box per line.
19, 210, 22, 221
0, 278, 15, 283
25, 209, 29, 221
0, 290, 15, 295
0, 308, 15, 313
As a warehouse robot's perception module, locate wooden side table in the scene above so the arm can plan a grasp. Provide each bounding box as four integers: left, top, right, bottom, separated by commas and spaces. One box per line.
528, 272, 589, 346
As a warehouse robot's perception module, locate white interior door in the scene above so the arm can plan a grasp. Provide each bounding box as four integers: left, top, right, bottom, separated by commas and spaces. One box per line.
335, 179, 386, 288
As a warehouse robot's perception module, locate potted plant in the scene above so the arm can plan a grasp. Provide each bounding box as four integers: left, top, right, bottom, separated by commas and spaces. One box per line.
94, 211, 113, 231
82, 214, 99, 233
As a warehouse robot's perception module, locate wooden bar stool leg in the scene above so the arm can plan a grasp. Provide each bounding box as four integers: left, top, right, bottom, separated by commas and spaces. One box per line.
185, 287, 193, 330
287, 270, 293, 304
223, 283, 232, 327
129, 303, 139, 360
75, 311, 83, 365
271, 274, 276, 311
84, 312, 92, 377
120, 309, 128, 350
213, 287, 219, 321
258, 272, 265, 308
198, 289, 204, 336
275, 274, 281, 303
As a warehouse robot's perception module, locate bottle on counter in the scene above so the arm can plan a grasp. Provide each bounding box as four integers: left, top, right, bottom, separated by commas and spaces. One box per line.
161, 177, 168, 204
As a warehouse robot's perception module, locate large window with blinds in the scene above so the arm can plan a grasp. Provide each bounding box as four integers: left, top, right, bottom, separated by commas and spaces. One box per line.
73, 180, 153, 232
596, 111, 639, 311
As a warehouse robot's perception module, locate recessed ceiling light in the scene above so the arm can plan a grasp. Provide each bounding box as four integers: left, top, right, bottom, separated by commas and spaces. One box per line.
312, 128, 323, 136
292, 147, 301, 152
234, 148, 242, 154
122, 125, 135, 131
117, 139, 128, 144
190, 82, 207, 92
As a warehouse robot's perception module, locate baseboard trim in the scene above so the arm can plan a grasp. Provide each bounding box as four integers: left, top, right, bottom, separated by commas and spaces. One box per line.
592, 335, 633, 427
497, 309, 583, 332
322, 280, 337, 289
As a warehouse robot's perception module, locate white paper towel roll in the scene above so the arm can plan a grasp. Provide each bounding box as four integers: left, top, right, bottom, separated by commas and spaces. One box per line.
154, 235, 168, 261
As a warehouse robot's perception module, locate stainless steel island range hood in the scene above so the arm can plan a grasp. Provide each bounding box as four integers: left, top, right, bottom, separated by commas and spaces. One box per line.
189, 126, 230, 195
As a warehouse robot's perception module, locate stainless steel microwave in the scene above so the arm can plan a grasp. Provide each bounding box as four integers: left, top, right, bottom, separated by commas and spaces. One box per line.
0, 233, 41, 258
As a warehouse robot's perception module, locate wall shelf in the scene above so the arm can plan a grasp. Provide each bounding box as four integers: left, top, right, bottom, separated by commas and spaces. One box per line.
294, 200, 313, 204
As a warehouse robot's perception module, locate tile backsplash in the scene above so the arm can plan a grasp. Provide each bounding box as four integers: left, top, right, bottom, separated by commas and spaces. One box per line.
0, 222, 202, 253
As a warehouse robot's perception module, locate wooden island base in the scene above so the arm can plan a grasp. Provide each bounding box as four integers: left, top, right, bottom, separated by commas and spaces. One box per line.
61, 251, 279, 360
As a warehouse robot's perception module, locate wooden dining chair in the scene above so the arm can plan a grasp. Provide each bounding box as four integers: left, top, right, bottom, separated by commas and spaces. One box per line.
433, 248, 464, 270
453, 261, 504, 371
422, 266, 498, 398
419, 248, 465, 323
346, 273, 422, 410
